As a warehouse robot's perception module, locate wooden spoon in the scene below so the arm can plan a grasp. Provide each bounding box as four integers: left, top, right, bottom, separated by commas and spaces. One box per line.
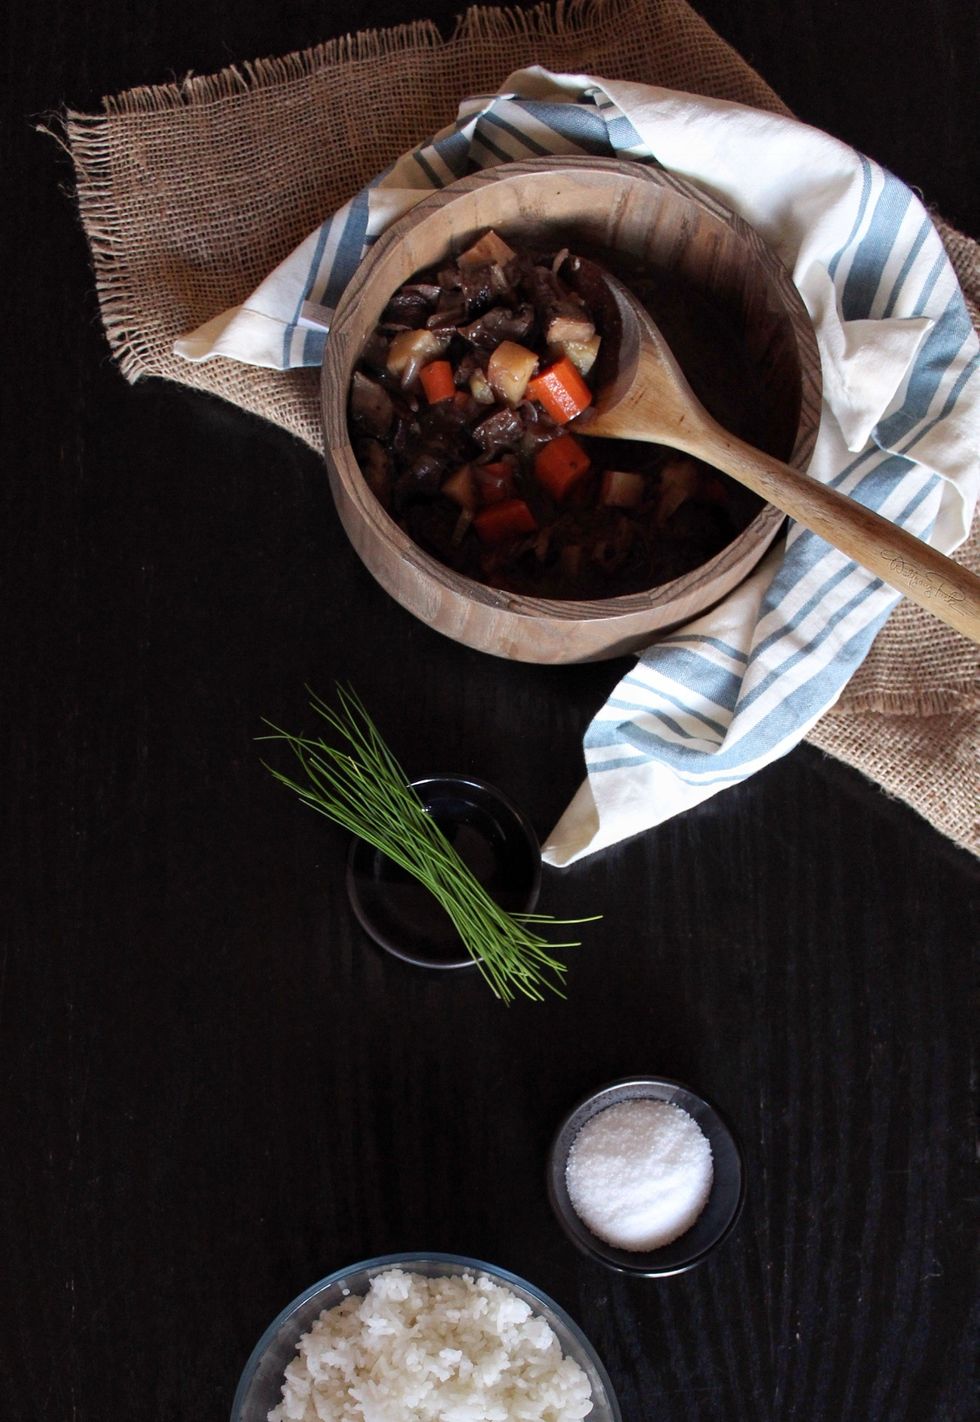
579, 269, 980, 644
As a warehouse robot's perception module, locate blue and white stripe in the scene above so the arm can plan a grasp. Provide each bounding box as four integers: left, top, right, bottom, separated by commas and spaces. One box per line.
274, 85, 622, 361
174, 69, 978, 861
564, 112, 975, 851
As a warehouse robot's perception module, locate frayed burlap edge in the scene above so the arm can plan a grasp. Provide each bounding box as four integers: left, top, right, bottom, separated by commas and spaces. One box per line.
809, 496, 979, 857
63, 0, 788, 400
61, 0, 980, 857
99, 21, 450, 115
808, 711, 978, 856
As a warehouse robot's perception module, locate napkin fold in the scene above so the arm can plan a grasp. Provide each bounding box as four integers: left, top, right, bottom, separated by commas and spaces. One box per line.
177, 69, 980, 865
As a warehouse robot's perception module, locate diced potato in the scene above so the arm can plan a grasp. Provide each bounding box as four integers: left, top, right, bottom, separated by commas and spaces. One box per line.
555, 334, 601, 377
457, 230, 517, 269
468, 368, 496, 405
546, 312, 596, 346
658, 457, 701, 523
386, 328, 447, 385
486, 341, 538, 406
442, 464, 478, 511
600, 469, 645, 509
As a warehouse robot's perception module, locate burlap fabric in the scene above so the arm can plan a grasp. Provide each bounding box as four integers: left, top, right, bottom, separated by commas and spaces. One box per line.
64, 0, 979, 854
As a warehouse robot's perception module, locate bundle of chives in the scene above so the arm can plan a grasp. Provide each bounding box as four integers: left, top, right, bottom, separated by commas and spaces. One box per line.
260, 687, 597, 1003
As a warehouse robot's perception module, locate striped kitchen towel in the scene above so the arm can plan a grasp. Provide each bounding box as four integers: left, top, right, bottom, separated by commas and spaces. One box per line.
176, 69, 980, 865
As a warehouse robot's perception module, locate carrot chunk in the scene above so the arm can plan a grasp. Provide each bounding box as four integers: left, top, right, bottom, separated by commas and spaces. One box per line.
472, 499, 538, 545
473, 460, 516, 505
534, 434, 592, 501
527, 356, 593, 424
419, 360, 456, 404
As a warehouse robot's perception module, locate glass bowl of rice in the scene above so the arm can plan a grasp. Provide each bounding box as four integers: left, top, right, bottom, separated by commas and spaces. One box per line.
231, 1252, 621, 1422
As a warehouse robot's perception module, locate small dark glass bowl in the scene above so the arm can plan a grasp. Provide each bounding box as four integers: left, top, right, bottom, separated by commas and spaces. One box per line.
547, 1076, 746, 1277
346, 775, 541, 969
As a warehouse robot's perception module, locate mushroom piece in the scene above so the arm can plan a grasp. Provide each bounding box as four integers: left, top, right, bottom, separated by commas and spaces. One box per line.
349, 372, 394, 437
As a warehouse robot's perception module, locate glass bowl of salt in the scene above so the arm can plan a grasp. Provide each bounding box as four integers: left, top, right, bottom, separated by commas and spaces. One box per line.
547, 1076, 745, 1276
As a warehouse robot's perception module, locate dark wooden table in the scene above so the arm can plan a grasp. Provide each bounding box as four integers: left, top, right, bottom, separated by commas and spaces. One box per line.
3, 2, 977, 1419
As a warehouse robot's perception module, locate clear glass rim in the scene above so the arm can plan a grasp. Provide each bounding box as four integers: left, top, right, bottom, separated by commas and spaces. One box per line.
231, 1251, 620, 1421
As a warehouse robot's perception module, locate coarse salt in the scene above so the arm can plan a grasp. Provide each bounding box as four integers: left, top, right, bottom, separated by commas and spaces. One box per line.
565, 1098, 713, 1251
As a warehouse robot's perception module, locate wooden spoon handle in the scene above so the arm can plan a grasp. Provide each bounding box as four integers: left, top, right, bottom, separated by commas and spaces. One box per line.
587, 269, 978, 641
692, 421, 980, 643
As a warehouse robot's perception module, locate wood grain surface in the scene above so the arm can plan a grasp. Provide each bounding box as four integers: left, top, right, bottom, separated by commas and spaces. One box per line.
2, 2, 977, 1421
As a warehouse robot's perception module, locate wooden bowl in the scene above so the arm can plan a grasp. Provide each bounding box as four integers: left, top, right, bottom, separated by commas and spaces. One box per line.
321, 158, 821, 663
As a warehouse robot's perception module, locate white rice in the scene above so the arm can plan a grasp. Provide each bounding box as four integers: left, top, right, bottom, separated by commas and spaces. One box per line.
268, 1268, 594, 1421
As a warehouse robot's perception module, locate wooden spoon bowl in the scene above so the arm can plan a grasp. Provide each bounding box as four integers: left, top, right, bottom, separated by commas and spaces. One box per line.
321, 157, 823, 663
580, 266, 980, 642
